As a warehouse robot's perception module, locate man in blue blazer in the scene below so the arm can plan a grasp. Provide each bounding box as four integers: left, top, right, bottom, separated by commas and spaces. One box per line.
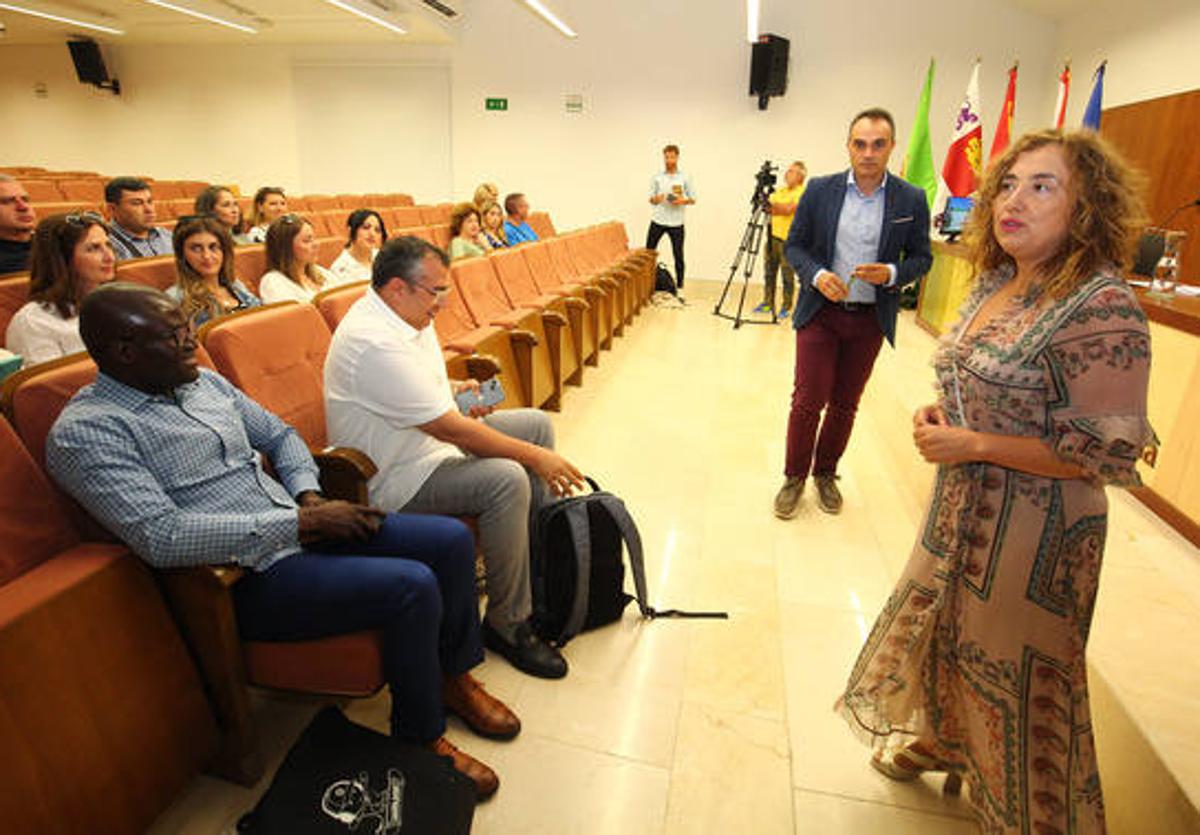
775, 108, 932, 519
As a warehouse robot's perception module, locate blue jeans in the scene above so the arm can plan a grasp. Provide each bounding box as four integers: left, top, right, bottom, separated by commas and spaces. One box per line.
233, 513, 482, 742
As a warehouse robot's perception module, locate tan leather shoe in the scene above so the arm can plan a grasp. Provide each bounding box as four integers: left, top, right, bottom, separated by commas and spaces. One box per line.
429, 736, 499, 800
443, 673, 521, 740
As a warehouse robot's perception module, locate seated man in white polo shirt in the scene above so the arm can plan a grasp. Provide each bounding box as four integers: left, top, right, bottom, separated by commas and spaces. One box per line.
325, 236, 585, 680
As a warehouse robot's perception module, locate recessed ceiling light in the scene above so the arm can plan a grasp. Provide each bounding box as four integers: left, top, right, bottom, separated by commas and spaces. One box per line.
322, 0, 408, 35
0, 2, 124, 35
143, 0, 257, 34
522, 0, 577, 39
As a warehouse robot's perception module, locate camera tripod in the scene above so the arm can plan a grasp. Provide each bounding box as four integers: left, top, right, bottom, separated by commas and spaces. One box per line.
713, 197, 777, 328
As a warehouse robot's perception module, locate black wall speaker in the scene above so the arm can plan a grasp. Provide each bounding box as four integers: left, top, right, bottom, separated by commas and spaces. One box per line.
68, 39, 120, 94
750, 34, 789, 110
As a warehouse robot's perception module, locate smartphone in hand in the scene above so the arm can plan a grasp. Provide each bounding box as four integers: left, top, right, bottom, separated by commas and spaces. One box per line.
479, 377, 505, 408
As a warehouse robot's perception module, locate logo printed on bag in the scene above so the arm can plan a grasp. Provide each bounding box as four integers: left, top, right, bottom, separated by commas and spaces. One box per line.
321, 769, 406, 834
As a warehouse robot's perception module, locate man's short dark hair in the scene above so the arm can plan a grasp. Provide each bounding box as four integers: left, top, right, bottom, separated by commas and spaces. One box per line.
503, 193, 524, 216
105, 177, 151, 204
848, 108, 895, 140
372, 235, 448, 290
663, 144, 680, 155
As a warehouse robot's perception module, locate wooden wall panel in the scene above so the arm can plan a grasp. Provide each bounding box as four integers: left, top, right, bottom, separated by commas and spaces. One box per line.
1102, 88, 1200, 284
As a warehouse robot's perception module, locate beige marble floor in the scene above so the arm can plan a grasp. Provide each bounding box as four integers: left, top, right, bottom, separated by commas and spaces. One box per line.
149, 279, 1199, 834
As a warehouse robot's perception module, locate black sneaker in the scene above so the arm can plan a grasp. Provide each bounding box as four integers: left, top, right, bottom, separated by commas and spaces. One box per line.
482, 620, 568, 679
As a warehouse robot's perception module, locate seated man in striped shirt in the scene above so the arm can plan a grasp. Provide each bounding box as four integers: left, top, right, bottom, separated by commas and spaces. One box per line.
45, 282, 513, 800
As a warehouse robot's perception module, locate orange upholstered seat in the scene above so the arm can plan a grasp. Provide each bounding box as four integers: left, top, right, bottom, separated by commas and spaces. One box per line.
313, 281, 368, 332
391, 206, 424, 228
116, 254, 177, 291
0, 390, 218, 832
0, 274, 29, 339
232, 245, 268, 294
20, 179, 64, 202
56, 179, 105, 203
528, 211, 556, 239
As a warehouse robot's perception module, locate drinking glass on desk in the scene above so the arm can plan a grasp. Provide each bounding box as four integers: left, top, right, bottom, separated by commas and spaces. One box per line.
1148, 229, 1186, 299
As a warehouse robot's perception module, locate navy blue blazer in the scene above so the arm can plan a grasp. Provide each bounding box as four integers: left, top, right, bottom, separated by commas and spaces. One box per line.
784, 170, 932, 345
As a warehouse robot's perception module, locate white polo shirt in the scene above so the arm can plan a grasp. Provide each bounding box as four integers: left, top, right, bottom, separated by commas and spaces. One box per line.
324, 287, 464, 509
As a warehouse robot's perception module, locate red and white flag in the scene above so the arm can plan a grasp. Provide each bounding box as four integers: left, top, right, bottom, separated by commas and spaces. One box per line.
1053, 62, 1071, 129
989, 62, 1018, 162
942, 60, 983, 197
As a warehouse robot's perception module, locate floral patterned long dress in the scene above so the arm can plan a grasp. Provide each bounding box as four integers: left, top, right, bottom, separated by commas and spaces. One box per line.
838, 267, 1157, 835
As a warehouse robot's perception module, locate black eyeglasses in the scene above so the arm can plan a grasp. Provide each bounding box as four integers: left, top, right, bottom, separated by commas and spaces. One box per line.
413, 281, 452, 300
64, 211, 106, 227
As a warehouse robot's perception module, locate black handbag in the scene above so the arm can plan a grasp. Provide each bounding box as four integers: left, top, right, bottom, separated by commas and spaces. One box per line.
237, 707, 475, 835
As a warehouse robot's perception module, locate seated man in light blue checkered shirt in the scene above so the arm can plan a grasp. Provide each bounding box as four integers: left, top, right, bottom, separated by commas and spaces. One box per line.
44, 282, 516, 799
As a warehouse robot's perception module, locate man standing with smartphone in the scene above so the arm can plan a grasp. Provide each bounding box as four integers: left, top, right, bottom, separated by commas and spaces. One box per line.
646, 144, 696, 290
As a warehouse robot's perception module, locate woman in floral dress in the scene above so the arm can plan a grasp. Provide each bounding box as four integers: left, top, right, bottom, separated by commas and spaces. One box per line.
838, 130, 1156, 835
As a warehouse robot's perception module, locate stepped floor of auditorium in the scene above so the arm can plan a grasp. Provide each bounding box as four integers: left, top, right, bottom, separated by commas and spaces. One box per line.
150, 280, 1200, 835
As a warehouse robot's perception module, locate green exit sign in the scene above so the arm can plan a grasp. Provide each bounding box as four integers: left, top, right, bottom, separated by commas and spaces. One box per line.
485, 97, 508, 111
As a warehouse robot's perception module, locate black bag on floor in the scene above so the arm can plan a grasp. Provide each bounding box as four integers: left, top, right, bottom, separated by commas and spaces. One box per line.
237, 707, 475, 835
654, 263, 677, 294
530, 477, 726, 647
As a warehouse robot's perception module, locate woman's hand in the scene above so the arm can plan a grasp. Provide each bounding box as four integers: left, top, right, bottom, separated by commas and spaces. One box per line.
912, 403, 949, 430
913, 424, 982, 465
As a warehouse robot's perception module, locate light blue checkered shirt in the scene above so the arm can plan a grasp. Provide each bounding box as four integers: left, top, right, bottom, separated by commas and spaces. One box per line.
46, 368, 321, 571
831, 171, 895, 304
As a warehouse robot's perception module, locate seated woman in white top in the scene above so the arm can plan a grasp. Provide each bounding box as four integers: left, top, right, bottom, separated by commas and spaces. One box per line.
258, 214, 341, 303
246, 186, 287, 243
329, 209, 387, 284
167, 215, 261, 326
194, 185, 253, 245
5, 212, 115, 367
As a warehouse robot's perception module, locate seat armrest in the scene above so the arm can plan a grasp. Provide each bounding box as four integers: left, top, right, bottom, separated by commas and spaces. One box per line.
314, 447, 378, 504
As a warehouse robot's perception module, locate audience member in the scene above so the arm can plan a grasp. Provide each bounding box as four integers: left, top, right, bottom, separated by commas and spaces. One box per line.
247, 186, 288, 243
168, 215, 260, 326
330, 209, 388, 284
0, 175, 36, 275
838, 129, 1154, 835
473, 182, 499, 212
45, 283, 515, 799
105, 177, 172, 260
480, 201, 508, 249
325, 237, 585, 680
646, 144, 696, 288
5, 213, 115, 366
449, 203, 489, 260
502, 193, 539, 245
258, 214, 342, 303
194, 185, 252, 244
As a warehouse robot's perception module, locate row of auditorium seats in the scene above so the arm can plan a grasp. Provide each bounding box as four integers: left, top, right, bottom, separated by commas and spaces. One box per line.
0, 218, 656, 833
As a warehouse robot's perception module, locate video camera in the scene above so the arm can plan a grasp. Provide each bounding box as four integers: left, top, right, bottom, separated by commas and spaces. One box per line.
751, 160, 778, 209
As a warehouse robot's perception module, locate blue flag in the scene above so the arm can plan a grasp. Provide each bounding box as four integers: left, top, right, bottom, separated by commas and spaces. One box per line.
1082, 61, 1106, 130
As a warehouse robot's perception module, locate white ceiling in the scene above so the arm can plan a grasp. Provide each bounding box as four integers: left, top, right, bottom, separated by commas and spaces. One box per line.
0, 0, 462, 44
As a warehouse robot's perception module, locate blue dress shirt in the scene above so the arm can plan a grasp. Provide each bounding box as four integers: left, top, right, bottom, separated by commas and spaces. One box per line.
46, 368, 321, 571
828, 172, 897, 304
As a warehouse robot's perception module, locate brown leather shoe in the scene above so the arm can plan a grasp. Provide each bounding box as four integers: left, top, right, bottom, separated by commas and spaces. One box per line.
773, 477, 804, 519
429, 736, 499, 800
813, 473, 843, 514
443, 673, 521, 740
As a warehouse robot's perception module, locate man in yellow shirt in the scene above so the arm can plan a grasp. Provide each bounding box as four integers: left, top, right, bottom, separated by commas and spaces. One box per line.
755, 161, 807, 317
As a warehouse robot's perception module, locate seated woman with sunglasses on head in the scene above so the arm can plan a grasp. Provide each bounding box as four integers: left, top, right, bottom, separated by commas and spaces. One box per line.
168, 215, 261, 327
5, 213, 116, 368
258, 214, 346, 304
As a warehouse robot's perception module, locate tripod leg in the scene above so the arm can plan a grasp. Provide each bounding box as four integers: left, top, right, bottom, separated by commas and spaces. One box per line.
714, 209, 761, 314
734, 205, 767, 327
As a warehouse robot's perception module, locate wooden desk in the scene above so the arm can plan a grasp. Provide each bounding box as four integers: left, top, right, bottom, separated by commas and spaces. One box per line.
916, 241, 1200, 547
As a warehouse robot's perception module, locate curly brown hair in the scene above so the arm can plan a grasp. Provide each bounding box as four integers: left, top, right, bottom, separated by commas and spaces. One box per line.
449, 202, 480, 238
964, 129, 1147, 299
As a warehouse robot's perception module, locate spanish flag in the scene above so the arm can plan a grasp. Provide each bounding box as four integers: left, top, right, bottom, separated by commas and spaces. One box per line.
989, 63, 1018, 162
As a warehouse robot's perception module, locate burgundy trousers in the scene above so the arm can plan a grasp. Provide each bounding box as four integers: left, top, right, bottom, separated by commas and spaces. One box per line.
784, 305, 884, 479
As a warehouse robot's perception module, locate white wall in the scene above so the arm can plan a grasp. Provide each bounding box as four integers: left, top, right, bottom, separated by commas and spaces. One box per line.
1057, 0, 1200, 122
449, 0, 1059, 281
0, 41, 453, 201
